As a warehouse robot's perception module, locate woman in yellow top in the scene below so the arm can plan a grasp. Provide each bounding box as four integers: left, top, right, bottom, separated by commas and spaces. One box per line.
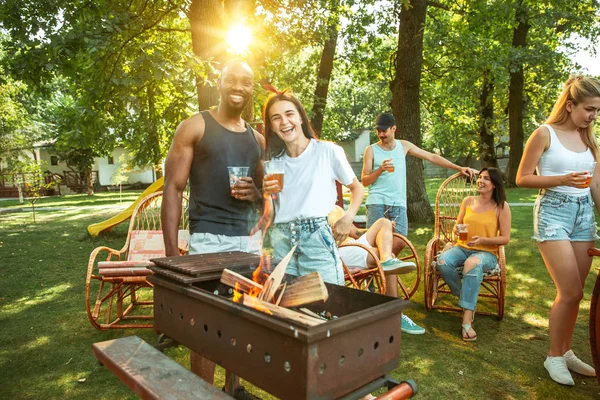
437, 167, 511, 341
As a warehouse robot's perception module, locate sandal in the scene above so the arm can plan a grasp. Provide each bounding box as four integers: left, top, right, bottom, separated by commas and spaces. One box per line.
462, 324, 477, 341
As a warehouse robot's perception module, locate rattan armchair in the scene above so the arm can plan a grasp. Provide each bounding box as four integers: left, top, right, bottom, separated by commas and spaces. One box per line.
423, 172, 506, 320
341, 232, 421, 299
85, 191, 189, 330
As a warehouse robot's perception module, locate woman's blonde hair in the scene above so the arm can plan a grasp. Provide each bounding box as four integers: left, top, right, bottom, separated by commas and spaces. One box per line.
546, 75, 600, 161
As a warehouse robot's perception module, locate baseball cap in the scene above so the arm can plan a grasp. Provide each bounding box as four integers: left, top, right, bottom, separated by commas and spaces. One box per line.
375, 113, 396, 130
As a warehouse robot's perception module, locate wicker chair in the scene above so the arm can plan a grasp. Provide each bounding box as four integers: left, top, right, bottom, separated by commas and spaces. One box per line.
85, 191, 189, 330
341, 229, 421, 299
423, 172, 506, 320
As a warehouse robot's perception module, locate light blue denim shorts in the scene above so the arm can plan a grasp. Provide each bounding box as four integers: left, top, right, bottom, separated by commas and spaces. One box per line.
269, 217, 344, 285
533, 189, 598, 242
366, 204, 408, 236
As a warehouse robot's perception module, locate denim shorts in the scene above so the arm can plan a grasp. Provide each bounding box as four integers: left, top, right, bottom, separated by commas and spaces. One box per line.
269, 217, 344, 285
533, 189, 598, 242
366, 204, 408, 236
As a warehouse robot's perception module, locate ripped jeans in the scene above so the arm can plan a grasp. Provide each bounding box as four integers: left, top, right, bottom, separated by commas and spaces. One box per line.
436, 246, 498, 311
533, 189, 598, 242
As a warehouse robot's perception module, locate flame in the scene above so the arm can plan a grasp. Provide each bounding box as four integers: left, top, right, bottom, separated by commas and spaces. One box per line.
232, 283, 242, 303
229, 195, 279, 317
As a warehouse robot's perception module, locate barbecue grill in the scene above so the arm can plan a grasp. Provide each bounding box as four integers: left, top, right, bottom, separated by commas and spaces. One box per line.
149, 251, 415, 400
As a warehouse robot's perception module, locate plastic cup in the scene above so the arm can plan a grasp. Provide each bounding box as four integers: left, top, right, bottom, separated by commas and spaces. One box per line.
264, 160, 285, 194
227, 166, 249, 188
575, 161, 597, 188
384, 158, 394, 173
456, 224, 469, 241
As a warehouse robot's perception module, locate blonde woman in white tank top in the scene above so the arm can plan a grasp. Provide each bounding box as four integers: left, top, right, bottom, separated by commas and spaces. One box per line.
517, 76, 600, 386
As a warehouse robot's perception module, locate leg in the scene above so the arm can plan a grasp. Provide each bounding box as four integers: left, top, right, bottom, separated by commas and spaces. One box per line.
386, 206, 408, 255
561, 241, 594, 354
436, 246, 468, 297
537, 241, 584, 357
363, 218, 395, 262
458, 252, 497, 339
190, 351, 216, 384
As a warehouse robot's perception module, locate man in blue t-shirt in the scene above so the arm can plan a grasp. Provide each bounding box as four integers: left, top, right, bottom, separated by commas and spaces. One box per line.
361, 113, 476, 334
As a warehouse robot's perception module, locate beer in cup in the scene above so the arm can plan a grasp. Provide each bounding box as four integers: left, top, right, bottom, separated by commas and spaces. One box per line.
575, 161, 597, 188
456, 224, 469, 241
264, 160, 285, 194
227, 166, 249, 196
384, 158, 395, 173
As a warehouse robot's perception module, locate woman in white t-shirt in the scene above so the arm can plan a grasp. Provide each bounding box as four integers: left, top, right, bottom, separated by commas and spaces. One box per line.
517, 76, 600, 386
261, 90, 364, 285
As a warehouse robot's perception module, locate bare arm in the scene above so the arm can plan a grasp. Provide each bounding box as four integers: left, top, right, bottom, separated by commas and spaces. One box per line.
590, 163, 600, 214
403, 140, 476, 178
332, 179, 364, 243
361, 146, 385, 186
162, 116, 203, 256
516, 126, 587, 188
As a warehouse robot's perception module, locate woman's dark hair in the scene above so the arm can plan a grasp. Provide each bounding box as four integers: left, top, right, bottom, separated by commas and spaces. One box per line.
480, 167, 506, 208
262, 90, 317, 159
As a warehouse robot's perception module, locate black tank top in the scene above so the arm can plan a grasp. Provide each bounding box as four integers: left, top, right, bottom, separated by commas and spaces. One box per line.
188, 111, 261, 235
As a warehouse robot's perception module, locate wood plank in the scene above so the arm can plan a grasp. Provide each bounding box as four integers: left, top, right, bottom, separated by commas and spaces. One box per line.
92, 335, 234, 400
151, 252, 263, 276
242, 294, 325, 327
278, 272, 328, 308
220, 269, 263, 294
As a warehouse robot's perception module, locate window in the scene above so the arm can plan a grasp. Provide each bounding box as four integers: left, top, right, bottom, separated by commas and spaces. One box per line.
50, 156, 59, 166
108, 156, 114, 165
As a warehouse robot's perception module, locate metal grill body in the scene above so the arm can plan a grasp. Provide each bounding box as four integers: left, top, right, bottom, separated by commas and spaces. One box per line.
149, 252, 407, 400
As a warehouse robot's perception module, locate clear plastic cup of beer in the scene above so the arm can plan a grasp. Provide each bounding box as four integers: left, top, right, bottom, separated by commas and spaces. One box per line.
575, 161, 597, 188
264, 160, 285, 194
456, 224, 469, 241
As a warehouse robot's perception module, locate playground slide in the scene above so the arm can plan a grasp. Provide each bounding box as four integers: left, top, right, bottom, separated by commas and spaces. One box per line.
87, 177, 164, 237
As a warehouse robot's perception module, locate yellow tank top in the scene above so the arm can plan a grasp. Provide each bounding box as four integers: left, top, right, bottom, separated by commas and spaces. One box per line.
457, 205, 499, 256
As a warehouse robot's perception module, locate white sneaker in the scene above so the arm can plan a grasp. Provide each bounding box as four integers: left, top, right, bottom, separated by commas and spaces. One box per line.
544, 356, 575, 385
564, 350, 597, 377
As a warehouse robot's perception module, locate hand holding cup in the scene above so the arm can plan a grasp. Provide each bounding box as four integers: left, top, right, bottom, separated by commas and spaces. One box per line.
263, 160, 285, 196
228, 166, 250, 199
574, 161, 597, 188
382, 158, 395, 173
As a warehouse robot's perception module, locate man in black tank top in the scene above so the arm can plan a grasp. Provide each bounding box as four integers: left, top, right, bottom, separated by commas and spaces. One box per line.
162, 60, 265, 398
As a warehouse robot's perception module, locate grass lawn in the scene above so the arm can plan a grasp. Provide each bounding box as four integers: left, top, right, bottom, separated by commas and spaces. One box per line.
1, 188, 600, 399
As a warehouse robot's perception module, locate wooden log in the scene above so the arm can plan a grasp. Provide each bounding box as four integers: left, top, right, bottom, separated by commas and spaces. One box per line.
242, 294, 325, 326
278, 272, 328, 308
220, 269, 263, 294
260, 245, 296, 303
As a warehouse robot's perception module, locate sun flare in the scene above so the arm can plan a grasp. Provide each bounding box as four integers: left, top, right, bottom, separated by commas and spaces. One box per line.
226, 24, 252, 54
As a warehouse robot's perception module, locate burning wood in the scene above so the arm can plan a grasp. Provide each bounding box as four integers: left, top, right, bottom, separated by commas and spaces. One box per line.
278, 272, 328, 308
220, 269, 263, 294
259, 246, 296, 302
218, 246, 330, 325
242, 294, 325, 326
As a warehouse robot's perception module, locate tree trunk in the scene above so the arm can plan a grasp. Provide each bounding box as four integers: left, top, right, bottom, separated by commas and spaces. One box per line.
311, 9, 340, 138
390, 0, 432, 223
189, 0, 224, 111
506, 1, 530, 185
478, 70, 497, 168
86, 168, 94, 196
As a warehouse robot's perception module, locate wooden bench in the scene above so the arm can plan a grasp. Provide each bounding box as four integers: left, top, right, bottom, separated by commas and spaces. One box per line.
92, 336, 234, 400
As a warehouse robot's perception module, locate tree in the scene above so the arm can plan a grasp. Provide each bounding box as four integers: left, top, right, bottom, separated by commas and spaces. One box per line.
390, 0, 432, 222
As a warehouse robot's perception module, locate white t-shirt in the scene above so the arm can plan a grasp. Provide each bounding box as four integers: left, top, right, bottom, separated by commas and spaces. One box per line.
273, 139, 356, 224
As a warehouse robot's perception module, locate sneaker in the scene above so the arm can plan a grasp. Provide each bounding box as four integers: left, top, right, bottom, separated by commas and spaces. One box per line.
564, 350, 597, 377
544, 356, 575, 385
401, 314, 425, 335
381, 259, 416, 275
